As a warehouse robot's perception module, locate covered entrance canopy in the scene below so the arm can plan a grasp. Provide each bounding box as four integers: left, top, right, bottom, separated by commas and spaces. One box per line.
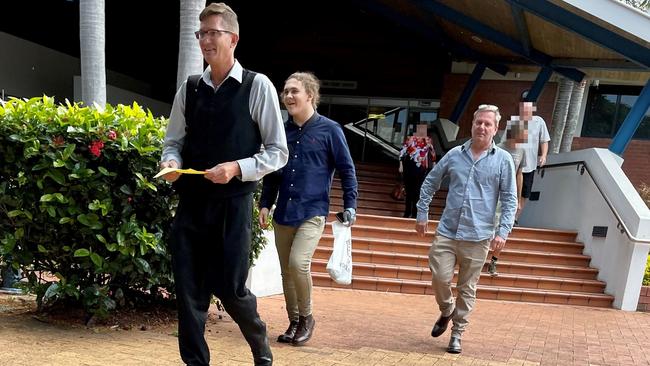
362, 0, 650, 154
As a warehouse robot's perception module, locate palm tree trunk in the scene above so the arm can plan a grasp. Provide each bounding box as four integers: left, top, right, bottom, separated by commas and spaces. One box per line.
177, 0, 204, 89
549, 77, 573, 154
79, 0, 106, 106
560, 80, 587, 152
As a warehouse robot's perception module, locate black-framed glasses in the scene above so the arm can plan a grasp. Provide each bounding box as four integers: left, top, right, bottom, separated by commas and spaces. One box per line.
194, 29, 232, 40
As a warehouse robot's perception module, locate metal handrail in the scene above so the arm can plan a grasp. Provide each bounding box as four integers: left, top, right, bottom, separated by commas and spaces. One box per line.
539, 160, 650, 243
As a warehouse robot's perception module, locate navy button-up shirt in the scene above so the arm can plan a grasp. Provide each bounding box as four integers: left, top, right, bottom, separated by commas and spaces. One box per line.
260, 112, 358, 227
417, 139, 517, 241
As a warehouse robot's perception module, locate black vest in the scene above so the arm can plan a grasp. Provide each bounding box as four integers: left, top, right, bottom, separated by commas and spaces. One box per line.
174, 70, 261, 198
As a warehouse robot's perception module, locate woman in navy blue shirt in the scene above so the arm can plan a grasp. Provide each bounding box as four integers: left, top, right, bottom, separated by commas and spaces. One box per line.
259, 72, 358, 346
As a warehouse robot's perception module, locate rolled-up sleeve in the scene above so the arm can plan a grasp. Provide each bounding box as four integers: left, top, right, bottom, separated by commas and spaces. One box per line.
238, 74, 288, 181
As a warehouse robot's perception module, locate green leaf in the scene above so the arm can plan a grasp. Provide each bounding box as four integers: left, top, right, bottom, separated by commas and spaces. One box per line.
46, 169, 66, 185
90, 253, 103, 268
53, 159, 66, 167
98, 166, 110, 176
73, 248, 90, 257
59, 217, 72, 224
37, 245, 48, 253
53, 193, 66, 203
63, 144, 75, 159
134, 258, 151, 273
77, 214, 90, 226
43, 283, 60, 301
119, 185, 133, 195
95, 234, 107, 244
117, 231, 125, 246
40, 194, 54, 202
106, 243, 118, 252
7, 210, 22, 218
46, 206, 56, 217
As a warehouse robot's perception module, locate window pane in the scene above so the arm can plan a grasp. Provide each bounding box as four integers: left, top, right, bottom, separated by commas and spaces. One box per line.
584, 93, 618, 137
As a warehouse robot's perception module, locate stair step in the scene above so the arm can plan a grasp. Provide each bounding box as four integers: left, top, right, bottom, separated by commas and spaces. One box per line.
313, 246, 591, 268
320, 226, 583, 253
323, 213, 577, 242
311, 259, 605, 293
330, 204, 444, 218
311, 273, 614, 307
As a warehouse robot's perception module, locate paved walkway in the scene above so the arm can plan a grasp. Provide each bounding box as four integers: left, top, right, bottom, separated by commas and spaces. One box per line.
2, 287, 650, 365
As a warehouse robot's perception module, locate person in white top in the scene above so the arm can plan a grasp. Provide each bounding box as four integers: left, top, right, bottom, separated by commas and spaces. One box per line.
516, 101, 550, 223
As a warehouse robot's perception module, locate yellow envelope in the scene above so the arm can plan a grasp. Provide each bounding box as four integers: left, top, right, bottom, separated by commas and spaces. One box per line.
154, 167, 207, 179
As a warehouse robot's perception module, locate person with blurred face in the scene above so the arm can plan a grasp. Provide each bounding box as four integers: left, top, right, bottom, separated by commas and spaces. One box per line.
259, 71, 358, 346
415, 105, 516, 354
516, 101, 550, 222
489, 120, 528, 276
159, 3, 288, 365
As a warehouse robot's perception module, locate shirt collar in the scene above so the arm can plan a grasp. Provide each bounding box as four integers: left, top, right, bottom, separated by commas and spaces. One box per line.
461, 139, 497, 155
288, 111, 319, 128
200, 60, 243, 88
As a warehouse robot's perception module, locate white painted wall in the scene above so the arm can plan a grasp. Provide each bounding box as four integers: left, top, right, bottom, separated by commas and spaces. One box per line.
0, 32, 170, 117
519, 148, 650, 310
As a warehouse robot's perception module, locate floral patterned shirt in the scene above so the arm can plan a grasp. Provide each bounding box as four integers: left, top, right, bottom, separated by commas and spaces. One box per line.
399, 136, 435, 169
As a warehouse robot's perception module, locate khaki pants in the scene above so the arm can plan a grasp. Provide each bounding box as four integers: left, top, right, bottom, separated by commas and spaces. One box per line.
273, 216, 326, 321
428, 235, 490, 337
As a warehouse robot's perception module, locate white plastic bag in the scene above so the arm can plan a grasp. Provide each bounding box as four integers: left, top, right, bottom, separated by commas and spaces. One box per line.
327, 221, 353, 285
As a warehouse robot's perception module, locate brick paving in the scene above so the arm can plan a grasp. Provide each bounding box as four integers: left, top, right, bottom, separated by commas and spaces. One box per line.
2, 287, 650, 365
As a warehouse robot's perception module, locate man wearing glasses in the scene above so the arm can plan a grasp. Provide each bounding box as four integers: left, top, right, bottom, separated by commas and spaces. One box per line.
416, 104, 517, 354
160, 3, 287, 366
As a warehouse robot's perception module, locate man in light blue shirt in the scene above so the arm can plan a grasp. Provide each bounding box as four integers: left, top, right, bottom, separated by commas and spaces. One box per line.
416, 104, 517, 354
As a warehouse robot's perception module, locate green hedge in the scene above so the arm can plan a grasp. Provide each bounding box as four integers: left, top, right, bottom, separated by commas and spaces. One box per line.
0, 97, 270, 317
0, 97, 177, 316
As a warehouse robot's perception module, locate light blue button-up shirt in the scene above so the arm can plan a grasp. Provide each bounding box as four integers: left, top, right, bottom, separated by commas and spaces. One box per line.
417, 139, 517, 241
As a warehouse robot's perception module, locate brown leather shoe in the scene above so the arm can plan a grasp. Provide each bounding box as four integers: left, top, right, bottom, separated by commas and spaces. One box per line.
292, 314, 315, 346
277, 320, 299, 343
431, 311, 454, 337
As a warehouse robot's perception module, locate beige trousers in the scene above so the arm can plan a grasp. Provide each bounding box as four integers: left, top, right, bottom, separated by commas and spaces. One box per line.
273, 216, 326, 321
428, 235, 490, 337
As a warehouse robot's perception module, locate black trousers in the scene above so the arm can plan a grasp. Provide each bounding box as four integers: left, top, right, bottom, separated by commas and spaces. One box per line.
403, 167, 428, 218
170, 193, 269, 366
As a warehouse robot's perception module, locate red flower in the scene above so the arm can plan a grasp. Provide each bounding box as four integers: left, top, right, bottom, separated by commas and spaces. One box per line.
107, 130, 117, 140
52, 135, 65, 147
89, 140, 104, 157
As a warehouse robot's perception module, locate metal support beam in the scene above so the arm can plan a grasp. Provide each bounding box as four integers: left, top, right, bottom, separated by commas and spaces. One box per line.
524, 66, 553, 102
609, 80, 650, 155
416, 0, 584, 82
509, 0, 650, 69
449, 63, 486, 123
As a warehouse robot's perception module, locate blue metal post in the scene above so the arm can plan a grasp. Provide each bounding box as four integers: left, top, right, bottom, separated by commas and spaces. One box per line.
610, 80, 650, 155
524, 66, 553, 102
449, 63, 486, 123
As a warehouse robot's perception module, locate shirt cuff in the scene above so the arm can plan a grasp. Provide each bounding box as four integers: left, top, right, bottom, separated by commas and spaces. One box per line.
496, 229, 509, 240
161, 154, 183, 167
416, 211, 428, 223
237, 158, 256, 182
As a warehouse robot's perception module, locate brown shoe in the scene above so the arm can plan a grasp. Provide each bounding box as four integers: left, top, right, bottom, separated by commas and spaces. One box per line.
277, 320, 299, 343
292, 314, 315, 346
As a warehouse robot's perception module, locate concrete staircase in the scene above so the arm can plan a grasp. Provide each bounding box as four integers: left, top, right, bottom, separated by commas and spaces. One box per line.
315, 162, 614, 308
